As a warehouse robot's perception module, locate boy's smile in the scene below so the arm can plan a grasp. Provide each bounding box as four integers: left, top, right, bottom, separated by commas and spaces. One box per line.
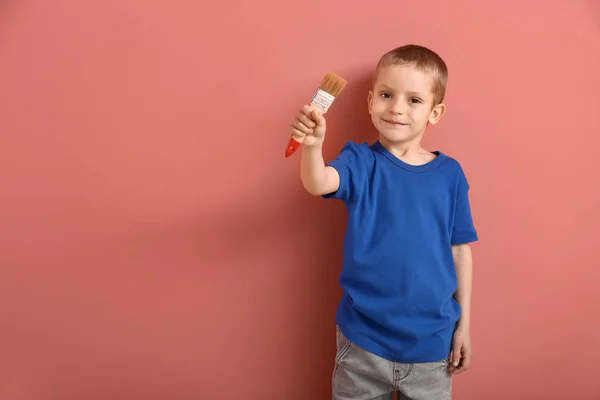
382, 118, 409, 126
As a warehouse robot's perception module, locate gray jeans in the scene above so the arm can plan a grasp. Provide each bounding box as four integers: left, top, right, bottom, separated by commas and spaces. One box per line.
332, 326, 452, 400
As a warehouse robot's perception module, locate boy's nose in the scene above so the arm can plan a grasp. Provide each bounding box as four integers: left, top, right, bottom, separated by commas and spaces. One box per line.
390, 99, 405, 114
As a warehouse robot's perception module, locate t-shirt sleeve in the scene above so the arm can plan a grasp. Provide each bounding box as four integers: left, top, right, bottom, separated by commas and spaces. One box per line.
451, 168, 479, 245
322, 141, 368, 204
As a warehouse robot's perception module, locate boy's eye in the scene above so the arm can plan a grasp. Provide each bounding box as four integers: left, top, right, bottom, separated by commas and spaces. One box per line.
380, 92, 392, 99
410, 98, 422, 104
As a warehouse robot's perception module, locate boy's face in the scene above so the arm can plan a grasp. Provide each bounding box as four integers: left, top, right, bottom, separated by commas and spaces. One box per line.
368, 64, 445, 145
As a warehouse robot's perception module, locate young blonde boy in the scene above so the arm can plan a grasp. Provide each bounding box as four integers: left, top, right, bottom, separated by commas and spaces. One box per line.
290, 44, 478, 400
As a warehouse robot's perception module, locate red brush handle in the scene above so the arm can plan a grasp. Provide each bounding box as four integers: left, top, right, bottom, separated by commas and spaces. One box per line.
285, 137, 302, 158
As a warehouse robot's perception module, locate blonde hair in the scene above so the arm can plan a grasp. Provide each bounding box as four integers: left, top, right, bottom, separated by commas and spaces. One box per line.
376, 44, 448, 105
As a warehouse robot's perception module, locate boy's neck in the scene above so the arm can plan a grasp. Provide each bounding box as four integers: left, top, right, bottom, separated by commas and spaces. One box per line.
379, 135, 436, 166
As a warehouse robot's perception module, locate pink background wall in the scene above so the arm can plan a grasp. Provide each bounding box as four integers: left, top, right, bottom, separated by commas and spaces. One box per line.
1, 0, 599, 399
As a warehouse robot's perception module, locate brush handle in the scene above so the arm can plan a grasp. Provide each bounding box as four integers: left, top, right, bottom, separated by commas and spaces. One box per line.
285, 136, 303, 158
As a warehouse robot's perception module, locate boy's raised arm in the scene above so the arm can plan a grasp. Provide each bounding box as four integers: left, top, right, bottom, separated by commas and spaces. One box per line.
290, 105, 340, 196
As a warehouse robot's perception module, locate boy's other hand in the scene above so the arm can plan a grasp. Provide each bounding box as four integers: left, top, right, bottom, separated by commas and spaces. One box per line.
449, 327, 471, 374
290, 104, 326, 148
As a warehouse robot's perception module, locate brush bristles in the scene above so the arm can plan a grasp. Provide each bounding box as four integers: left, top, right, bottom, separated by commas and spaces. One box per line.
319, 72, 347, 97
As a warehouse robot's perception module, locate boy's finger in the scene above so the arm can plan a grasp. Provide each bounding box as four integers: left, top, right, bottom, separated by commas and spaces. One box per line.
452, 351, 471, 374
291, 120, 313, 135
451, 347, 461, 367
297, 113, 316, 129
289, 125, 307, 138
301, 104, 314, 117
447, 352, 456, 372
311, 110, 326, 127
453, 360, 469, 374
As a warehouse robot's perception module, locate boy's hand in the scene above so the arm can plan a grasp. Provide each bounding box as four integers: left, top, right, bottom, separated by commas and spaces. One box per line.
290, 104, 327, 148
449, 326, 471, 374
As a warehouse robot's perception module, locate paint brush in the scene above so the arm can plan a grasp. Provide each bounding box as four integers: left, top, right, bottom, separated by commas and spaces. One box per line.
285, 72, 347, 158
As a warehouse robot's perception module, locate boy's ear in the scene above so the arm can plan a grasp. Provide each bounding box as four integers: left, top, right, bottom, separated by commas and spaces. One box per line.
367, 90, 373, 114
428, 103, 446, 125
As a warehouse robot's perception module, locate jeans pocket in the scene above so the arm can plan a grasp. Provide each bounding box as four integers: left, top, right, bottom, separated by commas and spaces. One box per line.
334, 325, 353, 374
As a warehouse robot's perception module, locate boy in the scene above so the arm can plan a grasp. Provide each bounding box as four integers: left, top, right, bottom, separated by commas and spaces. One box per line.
289, 44, 478, 400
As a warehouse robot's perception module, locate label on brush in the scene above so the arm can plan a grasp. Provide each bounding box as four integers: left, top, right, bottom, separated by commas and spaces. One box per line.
311, 89, 335, 111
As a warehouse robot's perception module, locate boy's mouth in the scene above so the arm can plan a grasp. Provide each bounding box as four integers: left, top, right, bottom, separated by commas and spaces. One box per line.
382, 119, 409, 126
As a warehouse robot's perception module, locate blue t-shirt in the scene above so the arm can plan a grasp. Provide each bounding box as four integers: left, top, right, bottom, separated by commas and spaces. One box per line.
324, 140, 478, 363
